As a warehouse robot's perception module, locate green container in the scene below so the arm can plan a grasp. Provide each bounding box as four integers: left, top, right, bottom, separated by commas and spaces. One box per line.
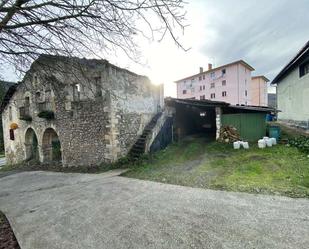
269, 126, 281, 141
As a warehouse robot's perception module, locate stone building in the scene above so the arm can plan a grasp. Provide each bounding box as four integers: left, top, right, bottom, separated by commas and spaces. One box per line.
1, 55, 164, 167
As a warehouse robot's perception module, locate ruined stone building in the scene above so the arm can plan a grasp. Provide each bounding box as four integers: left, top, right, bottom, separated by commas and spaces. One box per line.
1, 55, 164, 167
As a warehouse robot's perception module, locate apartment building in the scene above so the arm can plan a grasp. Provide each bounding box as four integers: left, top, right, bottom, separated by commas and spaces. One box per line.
251, 76, 269, 106
175, 60, 258, 105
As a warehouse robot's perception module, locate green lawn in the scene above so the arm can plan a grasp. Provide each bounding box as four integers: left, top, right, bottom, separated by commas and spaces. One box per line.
123, 136, 309, 198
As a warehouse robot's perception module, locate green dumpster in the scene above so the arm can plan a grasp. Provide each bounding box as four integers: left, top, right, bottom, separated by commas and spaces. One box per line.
269, 126, 281, 141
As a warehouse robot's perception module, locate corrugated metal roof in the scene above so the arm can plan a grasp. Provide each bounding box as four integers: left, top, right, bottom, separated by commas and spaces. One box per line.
228, 105, 277, 113
165, 97, 276, 113
165, 97, 229, 107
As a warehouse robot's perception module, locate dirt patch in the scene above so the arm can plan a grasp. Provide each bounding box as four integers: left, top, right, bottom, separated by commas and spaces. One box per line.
249, 155, 267, 161
0, 211, 21, 249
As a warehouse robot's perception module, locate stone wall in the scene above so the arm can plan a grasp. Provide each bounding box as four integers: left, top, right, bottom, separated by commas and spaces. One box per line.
2, 55, 163, 167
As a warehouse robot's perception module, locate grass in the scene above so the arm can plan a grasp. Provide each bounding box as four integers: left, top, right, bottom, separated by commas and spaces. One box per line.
123, 136, 309, 198
0, 158, 129, 174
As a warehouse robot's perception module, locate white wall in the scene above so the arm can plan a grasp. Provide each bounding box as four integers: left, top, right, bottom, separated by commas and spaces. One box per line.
277, 66, 309, 122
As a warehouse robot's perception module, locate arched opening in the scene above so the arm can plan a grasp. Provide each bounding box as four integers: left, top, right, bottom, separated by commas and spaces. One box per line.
25, 128, 39, 161
42, 128, 62, 163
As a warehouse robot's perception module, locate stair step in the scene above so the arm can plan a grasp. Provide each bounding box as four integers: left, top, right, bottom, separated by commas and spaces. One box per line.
136, 142, 146, 146
133, 144, 145, 149
131, 147, 144, 152
128, 111, 163, 160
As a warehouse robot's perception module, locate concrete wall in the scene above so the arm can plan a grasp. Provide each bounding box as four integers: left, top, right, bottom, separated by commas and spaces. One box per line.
2, 55, 163, 167
277, 65, 309, 129
176, 62, 252, 105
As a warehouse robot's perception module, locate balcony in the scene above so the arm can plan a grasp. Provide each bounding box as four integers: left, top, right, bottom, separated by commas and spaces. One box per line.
37, 101, 53, 112
37, 101, 55, 120
19, 106, 32, 121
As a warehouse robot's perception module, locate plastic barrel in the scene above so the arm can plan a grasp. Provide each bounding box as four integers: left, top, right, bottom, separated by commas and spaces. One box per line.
269, 126, 281, 141
266, 114, 273, 121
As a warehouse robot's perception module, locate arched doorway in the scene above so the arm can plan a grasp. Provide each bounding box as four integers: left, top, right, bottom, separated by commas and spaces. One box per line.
25, 128, 39, 161
42, 128, 62, 163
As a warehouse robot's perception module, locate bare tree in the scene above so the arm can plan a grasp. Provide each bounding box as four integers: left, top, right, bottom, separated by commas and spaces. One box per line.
0, 0, 187, 72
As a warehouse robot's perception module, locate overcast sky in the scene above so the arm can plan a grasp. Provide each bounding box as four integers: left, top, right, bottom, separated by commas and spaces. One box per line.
2, 0, 309, 96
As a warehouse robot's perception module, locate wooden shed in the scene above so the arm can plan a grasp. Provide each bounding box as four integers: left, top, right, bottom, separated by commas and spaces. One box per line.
165, 98, 274, 142
221, 106, 273, 141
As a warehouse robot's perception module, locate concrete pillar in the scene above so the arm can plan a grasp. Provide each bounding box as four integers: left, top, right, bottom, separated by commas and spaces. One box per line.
215, 107, 222, 140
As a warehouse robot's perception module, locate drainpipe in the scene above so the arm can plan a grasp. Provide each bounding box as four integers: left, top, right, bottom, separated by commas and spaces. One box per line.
259, 78, 261, 106
237, 64, 240, 104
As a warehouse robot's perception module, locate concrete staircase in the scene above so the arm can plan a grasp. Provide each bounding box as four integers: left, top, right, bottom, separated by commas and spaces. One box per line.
128, 112, 163, 160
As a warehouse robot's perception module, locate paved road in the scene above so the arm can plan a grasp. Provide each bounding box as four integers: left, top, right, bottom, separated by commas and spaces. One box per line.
0, 171, 308, 249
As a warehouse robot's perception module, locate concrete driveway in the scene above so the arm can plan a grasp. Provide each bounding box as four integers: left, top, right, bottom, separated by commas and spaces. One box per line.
0, 171, 308, 249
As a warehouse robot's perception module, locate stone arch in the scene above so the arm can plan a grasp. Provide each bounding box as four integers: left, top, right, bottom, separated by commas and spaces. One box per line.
25, 127, 39, 161
42, 128, 62, 163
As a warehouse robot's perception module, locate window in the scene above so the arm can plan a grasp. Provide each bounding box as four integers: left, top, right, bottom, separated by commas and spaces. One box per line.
200, 86, 202, 91
191, 88, 195, 93
200, 95, 205, 100
210, 93, 215, 99
300, 62, 309, 77
35, 91, 41, 102
199, 76, 202, 81
73, 84, 80, 101
25, 96, 30, 107
210, 83, 215, 88
203, 75, 206, 80
210, 72, 215, 79
191, 78, 195, 82
94, 77, 102, 97
182, 90, 187, 94
10, 129, 14, 140
222, 69, 226, 75
245, 90, 248, 97
222, 80, 226, 86
203, 85, 205, 90
245, 79, 247, 85
75, 84, 81, 92
9, 106, 12, 121
33, 74, 39, 87
222, 91, 227, 97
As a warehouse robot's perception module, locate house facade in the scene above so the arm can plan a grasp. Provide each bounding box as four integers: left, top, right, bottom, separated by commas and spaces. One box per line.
272, 40, 309, 131
1, 55, 164, 167
251, 76, 269, 106
175, 60, 255, 105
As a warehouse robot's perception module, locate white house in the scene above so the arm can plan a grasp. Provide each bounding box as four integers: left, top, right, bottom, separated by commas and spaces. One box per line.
272, 40, 309, 131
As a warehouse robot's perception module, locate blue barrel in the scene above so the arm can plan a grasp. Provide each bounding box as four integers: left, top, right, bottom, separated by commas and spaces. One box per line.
266, 114, 273, 121
269, 126, 281, 140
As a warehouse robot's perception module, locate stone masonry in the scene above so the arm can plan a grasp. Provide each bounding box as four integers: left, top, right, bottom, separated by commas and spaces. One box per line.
1, 55, 163, 167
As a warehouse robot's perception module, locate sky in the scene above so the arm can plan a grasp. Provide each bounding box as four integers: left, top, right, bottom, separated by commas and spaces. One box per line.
2, 0, 309, 97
